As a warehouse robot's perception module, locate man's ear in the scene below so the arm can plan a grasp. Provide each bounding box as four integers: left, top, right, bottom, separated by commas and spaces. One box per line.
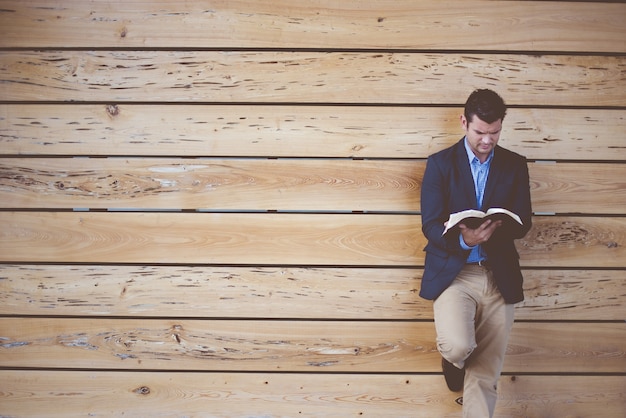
460, 114, 468, 130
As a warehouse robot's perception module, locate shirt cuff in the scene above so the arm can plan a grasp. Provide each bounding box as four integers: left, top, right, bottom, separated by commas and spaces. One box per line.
459, 233, 475, 250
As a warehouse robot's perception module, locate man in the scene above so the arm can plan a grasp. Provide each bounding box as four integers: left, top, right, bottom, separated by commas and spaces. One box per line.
420, 89, 532, 417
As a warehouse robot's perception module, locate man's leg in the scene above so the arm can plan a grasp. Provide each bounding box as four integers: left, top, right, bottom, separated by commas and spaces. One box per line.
462, 269, 515, 417
433, 267, 483, 378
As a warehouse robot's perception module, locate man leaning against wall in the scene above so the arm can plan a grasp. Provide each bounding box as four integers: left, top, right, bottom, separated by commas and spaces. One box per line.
419, 89, 533, 417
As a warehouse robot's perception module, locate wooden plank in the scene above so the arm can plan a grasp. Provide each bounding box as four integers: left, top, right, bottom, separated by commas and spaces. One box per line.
1, 371, 458, 418
0, 212, 421, 266
0, 158, 421, 212
517, 269, 626, 321
0, 265, 426, 319
1, 0, 624, 52
1, 212, 624, 267
1, 371, 623, 418
518, 216, 626, 268
527, 162, 626, 214
1, 51, 623, 106
496, 375, 626, 418
0, 318, 622, 373
504, 323, 626, 373
0, 265, 623, 321
1, 158, 625, 214
2, 105, 624, 160
0, 318, 438, 372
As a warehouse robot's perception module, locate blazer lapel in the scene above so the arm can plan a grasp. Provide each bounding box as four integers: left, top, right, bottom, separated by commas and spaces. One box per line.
454, 139, 477, 207
482, 146, 503, 210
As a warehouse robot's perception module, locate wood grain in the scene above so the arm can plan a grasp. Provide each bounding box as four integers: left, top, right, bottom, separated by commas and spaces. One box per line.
2, 105, 624, 160
1, 0, 624, 52
0, 1, 623, 416
1, 212, 624, 267
1, 51, 623, 105
527, 162, 626, 214
518, 216, 626, 268
517, 269, 626, 321
1, 158, 625, 214
504, 323, 626, 373
497, 375, 626, 418
0, 318, 438, 372
0, 158, 421, 212
0, 318, 622, 373
1, 371, 623, 418
0, 212, 422, 266
0, 265, 425, 319
0, 265, 622, 321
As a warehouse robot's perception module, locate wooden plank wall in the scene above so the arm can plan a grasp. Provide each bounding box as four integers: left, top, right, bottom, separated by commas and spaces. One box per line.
0, 1, 624, 416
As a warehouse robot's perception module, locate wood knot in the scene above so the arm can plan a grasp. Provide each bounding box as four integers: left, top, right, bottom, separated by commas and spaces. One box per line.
134, 386, 150, 395
106, 104, 120, 117
171, 324, 183, 343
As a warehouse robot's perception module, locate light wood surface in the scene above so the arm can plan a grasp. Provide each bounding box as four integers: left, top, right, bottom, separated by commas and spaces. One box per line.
0, 318, 622, 373
0, 158, 422, 212
1, 1, 623, 416
1, 0, 624, 52
1, 212, 624, 267
1, 371, 623, 418
1, 51, 623, 105
0, 212, 422, 265
2, 105, 624, 160
0, 265, 622, 321
1, 158, 624, 213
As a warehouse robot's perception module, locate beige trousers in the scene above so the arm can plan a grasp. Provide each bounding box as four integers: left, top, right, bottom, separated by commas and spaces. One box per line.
433, 264, 515, 418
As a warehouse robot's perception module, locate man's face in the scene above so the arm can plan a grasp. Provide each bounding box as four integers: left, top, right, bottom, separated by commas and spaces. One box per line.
461, 114, 502, 162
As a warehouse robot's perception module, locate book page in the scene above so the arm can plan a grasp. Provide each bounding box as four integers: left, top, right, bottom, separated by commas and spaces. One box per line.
442, 208, 522, 236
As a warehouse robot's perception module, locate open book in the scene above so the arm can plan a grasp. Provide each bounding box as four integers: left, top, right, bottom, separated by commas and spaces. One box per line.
442, 208, 523, 236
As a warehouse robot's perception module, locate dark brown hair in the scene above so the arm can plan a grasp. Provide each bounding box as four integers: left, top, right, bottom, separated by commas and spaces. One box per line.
464, 89, 507, 124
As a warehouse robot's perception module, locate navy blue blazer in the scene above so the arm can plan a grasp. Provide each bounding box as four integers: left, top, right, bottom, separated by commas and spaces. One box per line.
420, 139, 533, 304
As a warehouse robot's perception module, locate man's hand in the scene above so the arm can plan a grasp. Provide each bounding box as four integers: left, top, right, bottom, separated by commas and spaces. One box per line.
459, 219, 502, 247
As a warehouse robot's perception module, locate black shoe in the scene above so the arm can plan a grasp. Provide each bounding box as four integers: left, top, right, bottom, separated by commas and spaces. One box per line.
442, 357, 465, 392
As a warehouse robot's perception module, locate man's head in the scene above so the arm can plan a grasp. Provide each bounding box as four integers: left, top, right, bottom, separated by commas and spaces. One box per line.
464, 89, 507, 124
461, 89, 507, 162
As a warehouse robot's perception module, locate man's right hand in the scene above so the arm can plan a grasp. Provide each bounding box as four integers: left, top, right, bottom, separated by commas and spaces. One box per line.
459, 219, 502, 247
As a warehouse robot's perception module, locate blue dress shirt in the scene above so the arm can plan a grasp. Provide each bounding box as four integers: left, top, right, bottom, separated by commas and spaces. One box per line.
460, 138, 493, 263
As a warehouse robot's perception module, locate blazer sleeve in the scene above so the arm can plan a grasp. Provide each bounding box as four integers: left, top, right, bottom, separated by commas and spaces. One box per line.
420, 152, 466, 255
493, 153, 533, 241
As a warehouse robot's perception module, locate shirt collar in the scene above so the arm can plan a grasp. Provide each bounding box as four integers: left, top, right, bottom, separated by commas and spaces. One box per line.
464, 136, 494, 166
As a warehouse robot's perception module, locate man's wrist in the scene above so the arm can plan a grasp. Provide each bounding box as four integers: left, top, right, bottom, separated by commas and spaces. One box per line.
459, 234, 475, 250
